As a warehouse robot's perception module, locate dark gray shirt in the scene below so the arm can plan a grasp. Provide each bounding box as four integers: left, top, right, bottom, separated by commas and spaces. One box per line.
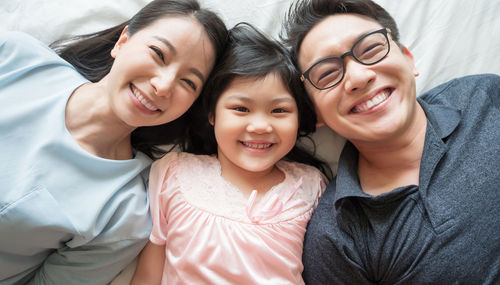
303, 74, 500, 284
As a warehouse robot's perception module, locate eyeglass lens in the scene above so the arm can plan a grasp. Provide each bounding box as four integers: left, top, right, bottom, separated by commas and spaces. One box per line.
307, 30, 389, 89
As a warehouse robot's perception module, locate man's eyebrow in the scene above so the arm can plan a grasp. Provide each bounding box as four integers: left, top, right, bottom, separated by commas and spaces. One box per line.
153, 36, 206, 83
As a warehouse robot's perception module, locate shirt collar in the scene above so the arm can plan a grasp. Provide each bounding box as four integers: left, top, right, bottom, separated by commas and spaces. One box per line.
333, 98, 461, 208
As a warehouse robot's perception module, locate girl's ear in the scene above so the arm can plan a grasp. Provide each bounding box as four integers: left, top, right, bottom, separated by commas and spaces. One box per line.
111, 26, 129, 58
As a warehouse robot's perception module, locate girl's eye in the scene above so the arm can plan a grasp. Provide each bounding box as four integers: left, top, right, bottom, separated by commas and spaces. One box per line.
150, 46, 164, 62
183, 79, 197, 91
272, 108, 288, 114
233, 106, 249, 112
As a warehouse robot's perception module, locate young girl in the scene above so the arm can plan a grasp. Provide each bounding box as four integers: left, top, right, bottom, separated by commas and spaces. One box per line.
131, 23, 330, 284
0, 0, 227, 284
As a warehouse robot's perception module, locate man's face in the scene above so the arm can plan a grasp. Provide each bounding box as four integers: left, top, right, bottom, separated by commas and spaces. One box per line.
298, 14, 420, 146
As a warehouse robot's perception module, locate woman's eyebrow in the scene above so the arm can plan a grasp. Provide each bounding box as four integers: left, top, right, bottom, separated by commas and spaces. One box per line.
153, 36, 205, 82
154, 36, 177, 55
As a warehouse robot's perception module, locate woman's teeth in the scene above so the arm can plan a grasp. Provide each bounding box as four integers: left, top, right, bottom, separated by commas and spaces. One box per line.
132, 87, 159, 112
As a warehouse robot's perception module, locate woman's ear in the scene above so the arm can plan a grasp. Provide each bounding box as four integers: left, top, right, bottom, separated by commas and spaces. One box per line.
401, 45, 419, 77
111, 26, 129, 58
208, 113, 215, 126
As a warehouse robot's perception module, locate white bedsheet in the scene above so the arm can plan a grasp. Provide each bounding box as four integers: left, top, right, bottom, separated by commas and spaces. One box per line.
1, 0, 499, 283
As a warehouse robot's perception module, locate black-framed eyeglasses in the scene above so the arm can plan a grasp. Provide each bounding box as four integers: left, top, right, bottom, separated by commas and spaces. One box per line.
301, 28, 391, 90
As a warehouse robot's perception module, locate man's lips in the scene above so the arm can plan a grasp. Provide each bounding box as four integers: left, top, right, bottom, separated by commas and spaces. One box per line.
351, 88, 393, 113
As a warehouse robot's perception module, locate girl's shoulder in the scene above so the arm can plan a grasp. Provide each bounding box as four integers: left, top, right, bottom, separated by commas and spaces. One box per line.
151, 152, 218, 178
277, 160, 328, 207
278, 160, 327, 184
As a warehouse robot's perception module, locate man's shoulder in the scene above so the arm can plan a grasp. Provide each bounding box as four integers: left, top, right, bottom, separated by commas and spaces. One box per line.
419, 73, 499, 108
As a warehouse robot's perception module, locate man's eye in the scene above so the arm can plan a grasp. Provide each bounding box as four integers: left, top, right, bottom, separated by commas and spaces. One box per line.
150, 46, 164, 62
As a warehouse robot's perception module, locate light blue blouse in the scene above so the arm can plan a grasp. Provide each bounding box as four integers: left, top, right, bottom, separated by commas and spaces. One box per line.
0, 32, 152, 284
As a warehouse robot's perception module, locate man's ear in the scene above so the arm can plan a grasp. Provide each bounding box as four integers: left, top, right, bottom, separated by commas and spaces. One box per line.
110, 26, 129, 58
315, 111, 325, 128
401, 45, 419, 77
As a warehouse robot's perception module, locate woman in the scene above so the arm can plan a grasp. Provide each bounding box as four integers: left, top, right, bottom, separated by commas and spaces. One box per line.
0, 0, 227, 284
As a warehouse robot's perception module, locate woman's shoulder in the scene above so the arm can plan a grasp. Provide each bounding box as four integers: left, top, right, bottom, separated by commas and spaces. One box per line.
0, 31, 52, 55
0, 31, 73, 78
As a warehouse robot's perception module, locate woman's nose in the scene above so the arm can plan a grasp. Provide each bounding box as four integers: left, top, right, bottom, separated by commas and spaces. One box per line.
151, 70, 175, 97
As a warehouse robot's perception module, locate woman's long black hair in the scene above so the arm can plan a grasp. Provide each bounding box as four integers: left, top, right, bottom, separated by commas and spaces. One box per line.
50, 0, 228, 159
186, 23, 332, 179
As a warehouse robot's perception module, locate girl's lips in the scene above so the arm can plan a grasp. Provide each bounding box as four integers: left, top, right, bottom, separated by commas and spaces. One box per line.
240, 140, 275, 154
130, 84, 161, 112
240, 141, 274, 149
351, 88, 393, 113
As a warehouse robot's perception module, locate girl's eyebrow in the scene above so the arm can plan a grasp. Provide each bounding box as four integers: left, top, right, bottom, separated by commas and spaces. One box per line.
271, 97, 295, 104
226, 94, 295, 104
153, 36, 205, 82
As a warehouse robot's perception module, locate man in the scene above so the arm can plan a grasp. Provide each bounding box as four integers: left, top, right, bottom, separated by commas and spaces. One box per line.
282, 0, 500, 283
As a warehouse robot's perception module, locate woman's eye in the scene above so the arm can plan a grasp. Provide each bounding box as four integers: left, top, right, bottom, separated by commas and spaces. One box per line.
150, 46, 164, 62
183, 79, 197, 91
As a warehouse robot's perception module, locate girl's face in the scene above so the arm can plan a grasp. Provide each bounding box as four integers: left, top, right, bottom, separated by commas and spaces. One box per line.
105, 16, 216, 129
211, 73, 299, 177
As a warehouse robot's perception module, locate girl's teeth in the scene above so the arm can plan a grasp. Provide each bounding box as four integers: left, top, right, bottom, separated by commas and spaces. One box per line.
243, 142, 272, 149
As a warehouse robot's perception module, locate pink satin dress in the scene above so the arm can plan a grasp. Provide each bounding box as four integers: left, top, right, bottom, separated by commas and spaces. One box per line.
148, 152, 327, 284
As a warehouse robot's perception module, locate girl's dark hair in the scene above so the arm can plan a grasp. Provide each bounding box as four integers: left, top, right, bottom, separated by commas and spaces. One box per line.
186, 22, 332, 179
50, 0, 228, 159
281, 0, 401, 65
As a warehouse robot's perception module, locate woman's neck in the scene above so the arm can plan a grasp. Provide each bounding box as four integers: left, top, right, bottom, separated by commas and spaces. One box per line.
65, 82, 134, 160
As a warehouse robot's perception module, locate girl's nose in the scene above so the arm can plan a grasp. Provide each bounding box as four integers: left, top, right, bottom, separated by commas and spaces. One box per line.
246, 117, 273, 134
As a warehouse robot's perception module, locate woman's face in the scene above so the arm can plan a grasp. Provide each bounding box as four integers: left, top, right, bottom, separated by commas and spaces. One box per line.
105, 16, 216, 129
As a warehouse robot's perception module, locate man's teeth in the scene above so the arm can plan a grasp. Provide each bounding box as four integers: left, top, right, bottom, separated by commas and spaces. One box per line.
242, 142, 272, 149
352, 89, 390, 113
133, 87, 158, 111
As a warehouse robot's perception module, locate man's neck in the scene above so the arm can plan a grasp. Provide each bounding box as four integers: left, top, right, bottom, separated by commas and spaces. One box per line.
355, 105, 428, 196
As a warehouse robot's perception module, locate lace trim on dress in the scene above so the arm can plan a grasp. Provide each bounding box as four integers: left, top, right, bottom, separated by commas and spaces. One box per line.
246, 178, 307, 224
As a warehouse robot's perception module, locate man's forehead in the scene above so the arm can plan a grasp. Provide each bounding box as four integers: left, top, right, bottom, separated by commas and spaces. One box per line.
298, 14, 383, 68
